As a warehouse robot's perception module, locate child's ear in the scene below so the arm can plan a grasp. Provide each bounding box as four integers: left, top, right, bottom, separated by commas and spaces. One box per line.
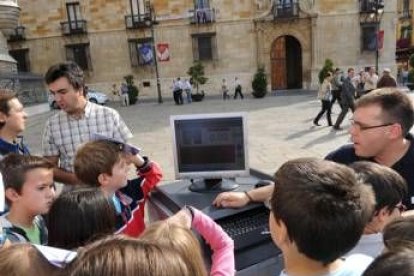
98, 173, 110, 187
5, 188, 20, 203
0, 112, 7, 124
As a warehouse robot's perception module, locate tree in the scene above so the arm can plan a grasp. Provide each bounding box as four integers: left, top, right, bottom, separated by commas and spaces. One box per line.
124, 75, 139, 104
318, 59, 334, 84
252, 67, 268, 98
187, 61, 208, 94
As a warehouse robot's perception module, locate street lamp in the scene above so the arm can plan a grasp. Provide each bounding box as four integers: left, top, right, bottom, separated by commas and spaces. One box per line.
145, 5, 162, 103
370, 0, 384, 73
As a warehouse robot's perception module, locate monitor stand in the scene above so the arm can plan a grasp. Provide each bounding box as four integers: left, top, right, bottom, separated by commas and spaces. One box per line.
189, 178, 239, 193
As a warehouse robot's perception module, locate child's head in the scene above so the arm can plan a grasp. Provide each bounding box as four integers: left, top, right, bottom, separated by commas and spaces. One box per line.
269, 158, 375, 265
0, 91, 27, 134
140, 221, 207, 276
362, 248, 414, 276
66, 235, 200, 276
0, 154, 55, 214
383, 216, 414, 252
350, 161, 407, 231
47, 186, 116, 250
74, 140, 128, 191
0, 243, 61, 276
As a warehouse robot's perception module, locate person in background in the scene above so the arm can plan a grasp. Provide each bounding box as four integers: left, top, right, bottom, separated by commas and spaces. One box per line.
0, 154, 55, 244
184, 79, 192, 104
313, 71, 333, 126
111, 83, 118, 102
222, 79, 230, 100
120, 82, 129, 106
0, 91, 29, 160
377, 69, 397, 89
330, 68, 343, 109
364, 67, 379, 94
234, 77, 244, 99
333, 68, 356, 130
42, 62, 132, 185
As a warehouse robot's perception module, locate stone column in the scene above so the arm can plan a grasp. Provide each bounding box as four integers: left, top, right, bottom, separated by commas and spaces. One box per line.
0, 0, 20, 74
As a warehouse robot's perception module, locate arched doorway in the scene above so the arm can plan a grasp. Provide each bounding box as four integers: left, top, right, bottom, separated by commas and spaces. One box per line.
271, 35, 302, 90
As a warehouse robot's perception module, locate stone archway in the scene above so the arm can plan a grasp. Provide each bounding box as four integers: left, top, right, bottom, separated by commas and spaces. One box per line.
271, 35, 303, 90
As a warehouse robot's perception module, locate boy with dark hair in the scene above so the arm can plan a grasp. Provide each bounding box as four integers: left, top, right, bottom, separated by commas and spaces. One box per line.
346, 161, 407, 257
74, 140, 162, 237
269, 158, 375, 276
0, 154, 55, 244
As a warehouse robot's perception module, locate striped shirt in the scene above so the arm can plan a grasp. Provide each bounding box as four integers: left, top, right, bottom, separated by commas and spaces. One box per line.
42, 102, 132, 172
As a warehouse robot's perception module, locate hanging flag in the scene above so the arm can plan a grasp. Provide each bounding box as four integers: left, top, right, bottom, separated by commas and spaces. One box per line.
157, 43, 170, 62
138, 43, 154, 65
377, 30, 384, 50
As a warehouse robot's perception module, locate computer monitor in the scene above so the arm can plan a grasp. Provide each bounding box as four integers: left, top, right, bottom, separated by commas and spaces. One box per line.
171, 112, 249, 193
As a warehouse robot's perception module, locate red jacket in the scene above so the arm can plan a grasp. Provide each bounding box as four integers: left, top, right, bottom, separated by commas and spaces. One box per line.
114, 158, 162, 237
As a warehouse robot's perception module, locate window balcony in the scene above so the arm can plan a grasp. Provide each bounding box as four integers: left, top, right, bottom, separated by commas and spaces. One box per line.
399, 9, 412, 19
360, 0, 384, 13
125, 12, 153, 29
189, 8, 216, 24
60, 20, 87, 35
7, 26, 25, 42
272, 1, 299, 20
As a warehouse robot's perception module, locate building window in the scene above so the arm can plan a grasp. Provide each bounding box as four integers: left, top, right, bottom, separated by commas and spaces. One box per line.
9, 49, 30, 72
361, 24, 377, 52
192, 33, 217, 61
65, 43, 92, 71
128, 38, 154, 67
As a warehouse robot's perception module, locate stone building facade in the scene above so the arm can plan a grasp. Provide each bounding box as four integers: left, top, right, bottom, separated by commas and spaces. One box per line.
396, 0, 413, 67
6, 0, 397, 98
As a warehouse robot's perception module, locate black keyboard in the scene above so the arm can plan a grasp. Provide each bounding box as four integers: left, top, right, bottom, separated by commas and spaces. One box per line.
216, 206, 271, 251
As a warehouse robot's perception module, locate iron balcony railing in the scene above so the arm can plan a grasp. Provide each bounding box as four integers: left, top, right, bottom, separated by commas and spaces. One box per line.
273, 1, 299, 19
60, 20, 87, 35
189, 8, 216, 24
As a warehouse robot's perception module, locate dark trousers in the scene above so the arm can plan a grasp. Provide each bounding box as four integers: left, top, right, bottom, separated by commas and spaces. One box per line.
314, 100, 332, 126
234, 86, 244, 99
330, 89, 342, 107
334, 102, 355, 128
173, 90, 183, 105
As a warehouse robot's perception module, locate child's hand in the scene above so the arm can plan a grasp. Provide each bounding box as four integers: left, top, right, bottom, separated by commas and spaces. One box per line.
167, 209, 192, 229
124, 153, 145, 167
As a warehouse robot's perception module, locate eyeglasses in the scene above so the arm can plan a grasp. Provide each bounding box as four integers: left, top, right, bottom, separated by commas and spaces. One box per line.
349, 119, 395, 131
394, 203, 407, 213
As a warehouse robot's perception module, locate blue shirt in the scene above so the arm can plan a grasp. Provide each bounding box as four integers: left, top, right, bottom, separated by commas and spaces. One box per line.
0, 136, 30, 159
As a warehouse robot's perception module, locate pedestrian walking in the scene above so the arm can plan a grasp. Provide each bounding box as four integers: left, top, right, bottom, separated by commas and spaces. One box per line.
333, 68, 356, 130
184, 79, 192, 104
234, 77, 244, 99
120, 83, 129, 106
330, 68, 343, 109
313, 72, 333, 126
222, 79, 230, 100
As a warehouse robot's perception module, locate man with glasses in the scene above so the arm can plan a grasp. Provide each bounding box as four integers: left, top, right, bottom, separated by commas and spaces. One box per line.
213, 88, 414, 212
326, 88, 414, 209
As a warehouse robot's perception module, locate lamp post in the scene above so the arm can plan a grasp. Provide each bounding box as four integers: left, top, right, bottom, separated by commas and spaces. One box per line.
146, 6, 162, 103
371, 0, 384, 73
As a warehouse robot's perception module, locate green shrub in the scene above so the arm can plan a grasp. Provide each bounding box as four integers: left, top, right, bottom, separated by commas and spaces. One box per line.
252, 67, 267, 98
124, 75, 139, 104
318, 59, 334, 84
187, 61, 208, 94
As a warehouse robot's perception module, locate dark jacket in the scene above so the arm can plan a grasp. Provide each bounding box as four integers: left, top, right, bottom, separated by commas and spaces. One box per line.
340, 77, 355, 106
377, 75, 397, 88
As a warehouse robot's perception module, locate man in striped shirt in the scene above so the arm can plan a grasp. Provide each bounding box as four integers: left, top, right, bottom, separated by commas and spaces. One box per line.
42, 62, 132, 185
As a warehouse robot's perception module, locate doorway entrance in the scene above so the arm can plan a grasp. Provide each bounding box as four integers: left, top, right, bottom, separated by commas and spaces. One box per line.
271, 35, 303, 90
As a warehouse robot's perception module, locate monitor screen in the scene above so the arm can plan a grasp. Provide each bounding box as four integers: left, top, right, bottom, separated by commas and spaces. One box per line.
171, 113, 249, 192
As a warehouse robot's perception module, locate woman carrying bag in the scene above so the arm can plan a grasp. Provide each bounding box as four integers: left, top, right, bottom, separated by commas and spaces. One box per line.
313, 72, 333, 126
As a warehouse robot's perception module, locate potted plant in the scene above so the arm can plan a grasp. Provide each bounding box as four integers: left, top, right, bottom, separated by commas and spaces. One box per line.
187, 61, 208, 102
252, 66, 268, 98
408, 54, 414, 91
124, 75, 139, 104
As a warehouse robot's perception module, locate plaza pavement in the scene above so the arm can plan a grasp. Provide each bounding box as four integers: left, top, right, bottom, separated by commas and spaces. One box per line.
24, 92, 356, 183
